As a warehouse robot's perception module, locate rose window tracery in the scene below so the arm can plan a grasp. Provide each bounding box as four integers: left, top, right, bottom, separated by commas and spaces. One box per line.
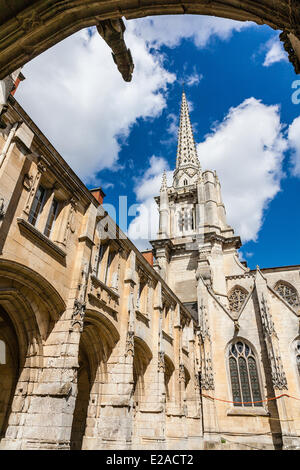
228, 287, 248, 313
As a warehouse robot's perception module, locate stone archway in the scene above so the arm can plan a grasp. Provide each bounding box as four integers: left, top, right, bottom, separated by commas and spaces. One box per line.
70, 341, 92, 451
0, 259, 66, 450
70, 310, 120, 450
0, 306, 19, 440
0, 1, 299, 80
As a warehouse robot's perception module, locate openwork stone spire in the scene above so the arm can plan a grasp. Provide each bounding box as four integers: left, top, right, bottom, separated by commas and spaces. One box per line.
176, 91, 200, 170
160, 169, 168, 191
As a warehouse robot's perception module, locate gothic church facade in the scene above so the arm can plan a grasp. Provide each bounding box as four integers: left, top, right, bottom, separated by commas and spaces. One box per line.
0, 86, 299, 450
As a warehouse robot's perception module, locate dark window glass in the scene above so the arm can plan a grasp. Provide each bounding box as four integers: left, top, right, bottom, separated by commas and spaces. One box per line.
239, 357, 251, 406
229, 340, 262, 407
104, 250, 115, 285
248, 357, 262, 406
28, 186, 45, 226
229, 357, 241, 406
44, 198, 58, 238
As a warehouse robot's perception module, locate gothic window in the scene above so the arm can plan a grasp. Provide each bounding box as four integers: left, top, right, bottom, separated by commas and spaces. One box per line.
43, 197, 59, 238
183, 179, 188, 186
228, 340, 262, 407
96, 244, 105, 278
274, 281, 299, 309
28, 185, 46, 226
228, 287, 248, 313
191, 209, 195, 230
104, 249, 115, 285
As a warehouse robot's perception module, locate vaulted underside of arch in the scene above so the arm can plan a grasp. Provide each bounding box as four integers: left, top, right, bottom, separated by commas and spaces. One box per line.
0, 0, 299, 80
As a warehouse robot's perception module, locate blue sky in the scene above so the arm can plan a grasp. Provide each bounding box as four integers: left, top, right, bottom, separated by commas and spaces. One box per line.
15, 15, 300, 270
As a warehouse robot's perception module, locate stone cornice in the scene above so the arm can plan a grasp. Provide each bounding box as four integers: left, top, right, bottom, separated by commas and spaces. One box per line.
17, 217, 67, 261
7, 98, 98, 209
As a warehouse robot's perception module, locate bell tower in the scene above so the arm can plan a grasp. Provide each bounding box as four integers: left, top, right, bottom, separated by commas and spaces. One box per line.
151, 91, 245, 315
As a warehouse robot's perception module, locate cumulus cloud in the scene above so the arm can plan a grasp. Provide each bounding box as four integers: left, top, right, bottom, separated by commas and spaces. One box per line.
263, 37, 288, 67
15, 15, 253, 185
15, 27, 175, 183
197, 98, 287, 242
128, 156, 173, 250
129, 15, 251, 49
129, 98, 287, 248
288, 116, 300, 177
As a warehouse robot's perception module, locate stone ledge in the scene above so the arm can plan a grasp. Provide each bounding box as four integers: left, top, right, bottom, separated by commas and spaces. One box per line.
162, 330, 173, 344
17, 217, 66, 261
227, 407, 269, 417
136, 309, 150, 325
90, 274, 120, 300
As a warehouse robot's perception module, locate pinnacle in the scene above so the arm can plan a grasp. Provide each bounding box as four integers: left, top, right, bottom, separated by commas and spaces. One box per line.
160, 169, 168, 191
176, 91, 200, 170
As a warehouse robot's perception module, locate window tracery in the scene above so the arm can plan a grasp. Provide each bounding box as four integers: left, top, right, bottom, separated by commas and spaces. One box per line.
228, 340, 262, 407
228, 287, 248, 313
274, 282, 299, 309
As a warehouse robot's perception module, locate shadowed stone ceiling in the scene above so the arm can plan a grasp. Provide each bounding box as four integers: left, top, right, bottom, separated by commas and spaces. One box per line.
0, 1, 299, 80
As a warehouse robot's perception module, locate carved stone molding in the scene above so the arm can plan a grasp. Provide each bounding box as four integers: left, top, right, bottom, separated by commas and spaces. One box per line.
179, 363, 185, 383
158, 351, 165, 373
70, 299, 86, 333
63, 197, 77, 245
280, 30, 300, 74
16, 10, 43, 33
261, 294, 277, 337
199, 300, 210, 341
200, 350, 215, 391
259, 294, 288, 390
97, 19, 134, 82
125, 330, 134, 357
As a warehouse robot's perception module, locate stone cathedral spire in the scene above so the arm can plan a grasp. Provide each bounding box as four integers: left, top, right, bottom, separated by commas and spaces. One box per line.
152, 90, 242, 290
174, 91, 201, 188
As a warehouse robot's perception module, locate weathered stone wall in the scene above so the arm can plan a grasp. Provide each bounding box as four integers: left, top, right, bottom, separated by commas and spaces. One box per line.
0, 97, 201, 450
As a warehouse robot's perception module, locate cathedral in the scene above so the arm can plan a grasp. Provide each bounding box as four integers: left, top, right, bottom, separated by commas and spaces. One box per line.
0, 76, 300, 450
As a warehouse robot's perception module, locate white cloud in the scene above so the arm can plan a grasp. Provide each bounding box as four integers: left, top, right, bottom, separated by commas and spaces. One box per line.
185, 72, 203, 87
15, 27, 175, 183
128, 15, 251, 49
288, 116, 300, 177
263, 37, 288, 67
128, 156, 173, 250
197, 98, 287, 242
15, 15, 253, 185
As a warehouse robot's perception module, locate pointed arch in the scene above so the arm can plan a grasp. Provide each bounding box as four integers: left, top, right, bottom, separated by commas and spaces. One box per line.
70, 309, 120, 450
132, 336, 153, 407
274, 281, 299, 309
226, 338, 263, 408
228, 285, 249, 313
